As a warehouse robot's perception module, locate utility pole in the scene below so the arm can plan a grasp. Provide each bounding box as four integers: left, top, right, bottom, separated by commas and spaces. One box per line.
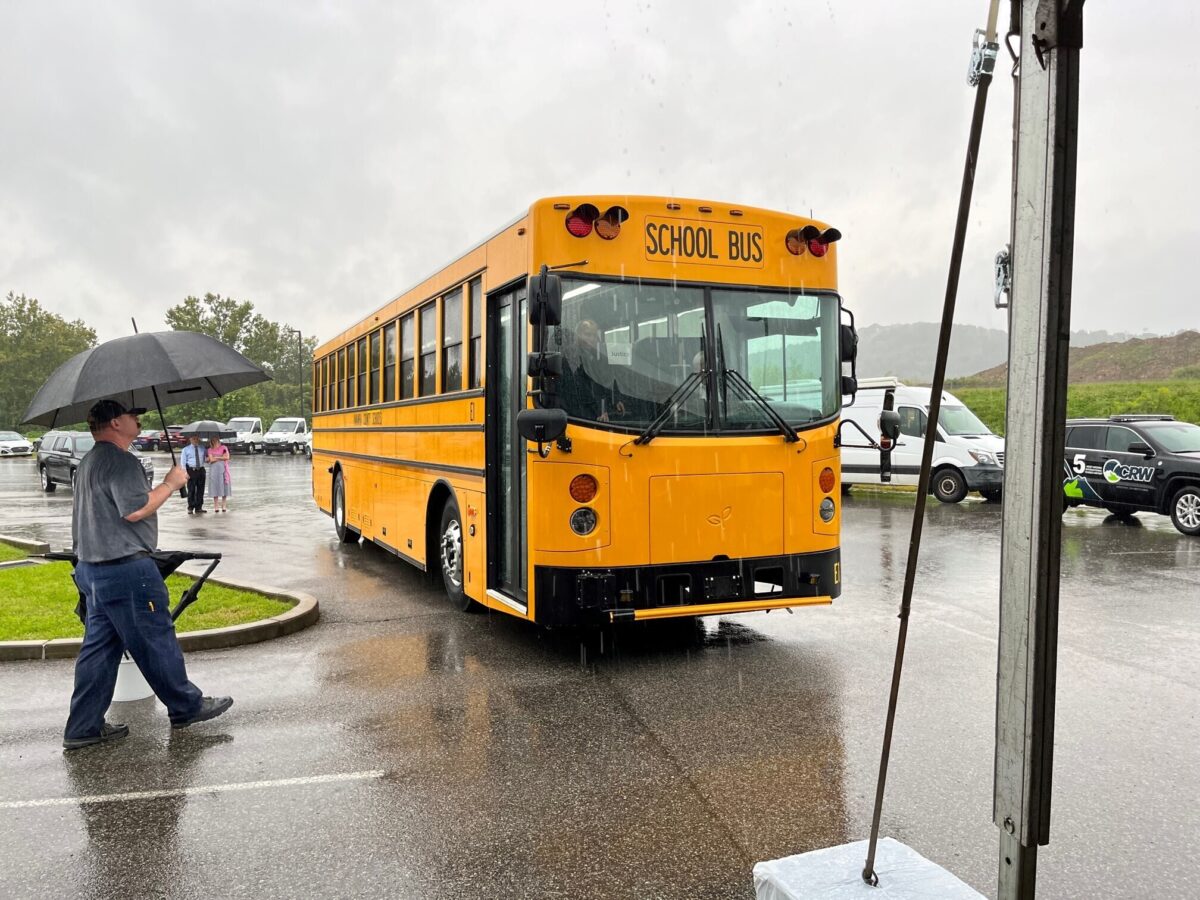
994, 2, 1084, 898
287, 328, 304, 419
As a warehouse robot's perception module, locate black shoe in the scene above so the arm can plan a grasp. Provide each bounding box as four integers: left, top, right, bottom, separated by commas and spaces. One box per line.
187, 510, 194, 515
172, 696, 233, 729
196, 509, 208, 514
64, 721, 129, 751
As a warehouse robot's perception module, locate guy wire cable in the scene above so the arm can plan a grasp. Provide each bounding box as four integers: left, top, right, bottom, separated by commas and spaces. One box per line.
862, 0, 1002, 886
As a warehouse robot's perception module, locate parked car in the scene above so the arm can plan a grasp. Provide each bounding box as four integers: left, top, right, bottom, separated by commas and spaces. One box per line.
1063, 414, 1200, 535
263, 417, 310, 455
37, 431, 154, 491
225, 417, 264, 454
155, 425, 186, 451
0, 431, 34, 457
133, 429, 162, 451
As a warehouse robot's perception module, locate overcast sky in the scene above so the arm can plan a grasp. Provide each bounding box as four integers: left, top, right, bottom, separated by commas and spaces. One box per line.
2, 2, 1196, 344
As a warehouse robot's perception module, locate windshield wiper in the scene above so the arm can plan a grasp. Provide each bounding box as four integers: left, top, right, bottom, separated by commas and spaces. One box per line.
721, 367, 799, 443
633, 371, 705, 446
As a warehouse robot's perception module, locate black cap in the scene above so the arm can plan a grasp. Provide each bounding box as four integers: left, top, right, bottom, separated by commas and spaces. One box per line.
87, 399, 148, 429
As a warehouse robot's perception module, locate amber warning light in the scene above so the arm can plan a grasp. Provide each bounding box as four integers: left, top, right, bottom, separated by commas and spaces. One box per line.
565, 204, 630, 240
785, 224, 842, 257
569, 474, 599, 503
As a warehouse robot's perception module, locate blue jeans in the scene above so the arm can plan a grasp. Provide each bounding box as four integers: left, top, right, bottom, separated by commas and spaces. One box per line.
64, 557, 203, 740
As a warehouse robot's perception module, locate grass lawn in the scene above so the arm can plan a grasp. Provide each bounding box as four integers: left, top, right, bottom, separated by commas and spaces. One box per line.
0, 543, 29, 563
0, 561, 293, 641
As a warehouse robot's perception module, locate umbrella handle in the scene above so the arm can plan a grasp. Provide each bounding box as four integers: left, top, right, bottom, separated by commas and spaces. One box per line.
130, 318, 179, 470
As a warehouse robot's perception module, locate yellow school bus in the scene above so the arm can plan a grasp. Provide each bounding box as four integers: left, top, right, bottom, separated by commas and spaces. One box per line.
311, 195, 863, 625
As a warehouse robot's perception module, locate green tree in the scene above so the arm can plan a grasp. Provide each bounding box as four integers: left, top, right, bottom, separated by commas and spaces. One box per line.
163, 293, 315, 427
0, 292, 97, 431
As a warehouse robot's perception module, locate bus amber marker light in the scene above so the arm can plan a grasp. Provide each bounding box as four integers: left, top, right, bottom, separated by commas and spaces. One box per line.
819, 467, 836, 494
569, 474, 598, 503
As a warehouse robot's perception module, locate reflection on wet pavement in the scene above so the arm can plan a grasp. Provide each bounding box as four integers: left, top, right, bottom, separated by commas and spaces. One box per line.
0, 457, 1197, 898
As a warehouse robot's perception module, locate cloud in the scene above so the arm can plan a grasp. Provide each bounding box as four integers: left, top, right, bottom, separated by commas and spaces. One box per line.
1, 2, 1196, 343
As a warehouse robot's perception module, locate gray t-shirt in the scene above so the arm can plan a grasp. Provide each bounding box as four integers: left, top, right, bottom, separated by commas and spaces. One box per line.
72, 440, 157, 562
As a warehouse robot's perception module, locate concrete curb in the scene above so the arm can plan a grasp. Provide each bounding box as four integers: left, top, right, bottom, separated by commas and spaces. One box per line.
0, 544, 320, 661
0, 535, 51, 555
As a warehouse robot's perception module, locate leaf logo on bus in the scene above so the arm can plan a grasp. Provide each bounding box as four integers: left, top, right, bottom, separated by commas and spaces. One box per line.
707, 506, 733, 526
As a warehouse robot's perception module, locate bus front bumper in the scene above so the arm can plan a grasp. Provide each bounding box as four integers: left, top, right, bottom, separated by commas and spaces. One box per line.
532, 549, 840, 627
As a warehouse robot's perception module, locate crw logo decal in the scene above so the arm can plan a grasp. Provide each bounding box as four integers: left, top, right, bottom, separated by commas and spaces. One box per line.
1102, 459, 1154, 484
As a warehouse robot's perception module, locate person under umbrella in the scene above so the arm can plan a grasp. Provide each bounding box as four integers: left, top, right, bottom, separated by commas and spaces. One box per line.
177, 420, 236, 515
62, 400, 232, 750
180, 434, 208, 515
21, 332, 267, 751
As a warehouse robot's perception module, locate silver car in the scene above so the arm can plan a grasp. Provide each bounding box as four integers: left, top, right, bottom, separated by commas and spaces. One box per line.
0, 430, 34, 457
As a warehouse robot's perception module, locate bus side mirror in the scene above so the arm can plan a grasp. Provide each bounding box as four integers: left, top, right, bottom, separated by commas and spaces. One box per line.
839, 312, 859, 405
878, 409, 901, 483
526, 352, 564, 378
879, 410, 901, 442
530, 271, 563, 327
517, 408, 568, 458
840, 323, 858, 363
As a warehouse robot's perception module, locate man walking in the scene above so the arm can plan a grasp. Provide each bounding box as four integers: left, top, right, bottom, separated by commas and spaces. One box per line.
63, 400, 233, 751
181, 434, 207, 514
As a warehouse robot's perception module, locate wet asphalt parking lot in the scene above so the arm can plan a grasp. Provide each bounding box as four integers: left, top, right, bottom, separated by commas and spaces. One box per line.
1, 452, 1197, 899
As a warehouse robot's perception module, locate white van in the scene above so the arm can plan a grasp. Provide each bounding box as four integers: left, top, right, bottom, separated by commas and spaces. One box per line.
263, 417, 310, 455
840, 378, 1005, 503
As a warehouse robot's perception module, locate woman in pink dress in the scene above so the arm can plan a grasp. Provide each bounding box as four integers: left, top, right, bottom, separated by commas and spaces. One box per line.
206, 437, 232, 512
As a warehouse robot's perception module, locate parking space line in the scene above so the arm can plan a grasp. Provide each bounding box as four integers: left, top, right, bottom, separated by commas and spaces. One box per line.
0, 769, 386, 810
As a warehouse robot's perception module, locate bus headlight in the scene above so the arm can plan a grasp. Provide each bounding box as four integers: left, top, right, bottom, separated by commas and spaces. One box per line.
570, 507, 598, 535
819, 498, 836, 523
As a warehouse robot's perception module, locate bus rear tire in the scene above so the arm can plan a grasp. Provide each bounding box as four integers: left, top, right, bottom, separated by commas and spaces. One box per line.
932, 468, 968, 504
439, 498, 474, 612
333, 472, 358, 544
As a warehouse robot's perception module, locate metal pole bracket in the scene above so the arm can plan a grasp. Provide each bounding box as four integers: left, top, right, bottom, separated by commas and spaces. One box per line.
969, 28, 1001, 85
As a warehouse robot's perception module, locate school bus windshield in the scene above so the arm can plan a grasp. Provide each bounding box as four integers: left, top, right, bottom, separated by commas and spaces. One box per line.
550, 276, 841, 433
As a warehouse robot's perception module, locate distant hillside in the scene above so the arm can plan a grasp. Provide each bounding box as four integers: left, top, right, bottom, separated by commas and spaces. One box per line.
856, 323, 1136, 382
954, 330, 1200, 387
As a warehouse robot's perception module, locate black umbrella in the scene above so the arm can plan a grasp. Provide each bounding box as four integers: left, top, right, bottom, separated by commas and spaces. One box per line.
20, 331, 270, 466
180, 420, 237, 441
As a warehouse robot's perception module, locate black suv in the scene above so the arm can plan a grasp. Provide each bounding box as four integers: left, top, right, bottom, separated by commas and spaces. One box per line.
1063, 415, 1200, 535
36, 431, 154, 492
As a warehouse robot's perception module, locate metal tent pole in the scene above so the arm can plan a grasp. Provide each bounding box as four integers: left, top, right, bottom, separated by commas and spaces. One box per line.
994, 2, 1084, 898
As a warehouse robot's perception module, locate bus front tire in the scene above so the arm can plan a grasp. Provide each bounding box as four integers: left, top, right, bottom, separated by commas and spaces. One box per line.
439, 499, 474, 612
333, 472, 358, 544
932, 468, 968, 504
